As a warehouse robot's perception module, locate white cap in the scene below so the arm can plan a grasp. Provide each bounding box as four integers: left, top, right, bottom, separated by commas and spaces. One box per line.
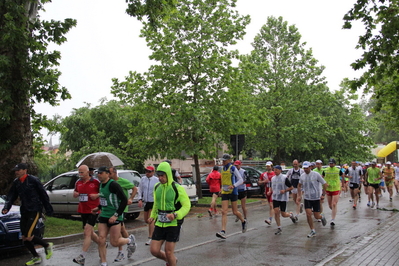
386, 161, 392, 165
266, 161, 273, 166
303, 162, 310, 168
316, 159, 323, 164
377, 163, 382, 167
365, 162, 370, 166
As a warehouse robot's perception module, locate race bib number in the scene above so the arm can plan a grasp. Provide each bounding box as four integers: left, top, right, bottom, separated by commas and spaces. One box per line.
79, 194, 88, 202
158, 212, 171, 223
100, 197, 107, 206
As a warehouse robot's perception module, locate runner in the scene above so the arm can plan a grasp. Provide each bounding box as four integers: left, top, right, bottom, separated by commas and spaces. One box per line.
215, 154, 246, 239
268, 165, 295, 235
323, 158, 344, 226
363, 162, 373, 206
149, 162, 190, 266
377, 163, 385, 197
259, 161, 275, 225
206, 165, 221, 217
109, 166, 138, 261
2, 163, 54, 266
73, 165, 100, 266
365, 161, 382, 209
286, 159, 304, 222
395, 163, 399, 196
297, 162, 327, 237
313, 159, 325, 222
345, 161, 362, 209
234, 160, 248, 222
382, 161, 394, 202
341, 164, 349, 198
92, 166, 136, 266
138, 166, 159, 246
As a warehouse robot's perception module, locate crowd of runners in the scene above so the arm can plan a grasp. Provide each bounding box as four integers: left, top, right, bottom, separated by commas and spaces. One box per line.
206, 156, 399, 239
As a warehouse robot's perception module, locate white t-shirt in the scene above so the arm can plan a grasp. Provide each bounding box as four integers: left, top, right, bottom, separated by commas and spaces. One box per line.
299, 171, 326, 200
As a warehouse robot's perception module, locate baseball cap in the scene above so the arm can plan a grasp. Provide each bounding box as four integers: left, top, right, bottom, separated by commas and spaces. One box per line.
221, 154, 231, 161
96, 166, 110, 173
145, 166, 155, 171
329, 158, 336, 164
316, 159, 323, 164
274, 165, 282, 170
234, 160, 241, 165
371, 161, 376, 165
377, 163, 382, 167
266, 161, 273, 166
12, 163, 28, 171
303, 162, 310, 168
365, 162, 370, 166
386, 161, 392, 165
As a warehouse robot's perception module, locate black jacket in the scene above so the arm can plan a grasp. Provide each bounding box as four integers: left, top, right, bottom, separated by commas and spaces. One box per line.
3, 174, 53, 215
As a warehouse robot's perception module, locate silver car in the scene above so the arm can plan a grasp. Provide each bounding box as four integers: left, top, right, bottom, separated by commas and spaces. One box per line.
44, 170, 143, 220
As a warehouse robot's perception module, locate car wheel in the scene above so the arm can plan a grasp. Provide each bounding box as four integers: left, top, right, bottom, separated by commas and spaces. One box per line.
127, 212, 140, 220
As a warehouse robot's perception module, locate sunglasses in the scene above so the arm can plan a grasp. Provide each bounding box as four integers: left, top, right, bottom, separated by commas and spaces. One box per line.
145, 170, 153, 173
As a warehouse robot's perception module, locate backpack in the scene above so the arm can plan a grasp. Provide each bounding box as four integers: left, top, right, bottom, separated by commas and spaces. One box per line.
154, 181, 184, 226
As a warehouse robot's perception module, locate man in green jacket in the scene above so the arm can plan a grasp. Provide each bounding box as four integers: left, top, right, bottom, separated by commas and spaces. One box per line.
148, 162, 191, 266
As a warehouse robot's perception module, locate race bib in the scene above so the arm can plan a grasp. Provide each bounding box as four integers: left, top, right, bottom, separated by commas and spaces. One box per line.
222, 185, 232, 192
79, 194, 88, 202
100, 197, 107, 206
158, 211, 171, 223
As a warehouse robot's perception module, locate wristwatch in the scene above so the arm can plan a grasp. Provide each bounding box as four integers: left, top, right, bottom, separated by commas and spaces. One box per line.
113, 212, 119, 217
173, 213, 177, 219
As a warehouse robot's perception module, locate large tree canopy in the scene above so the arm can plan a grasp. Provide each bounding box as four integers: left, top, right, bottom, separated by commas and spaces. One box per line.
0, 0, 76, 193
344, 0, 399, 129
112, 0, 251, 197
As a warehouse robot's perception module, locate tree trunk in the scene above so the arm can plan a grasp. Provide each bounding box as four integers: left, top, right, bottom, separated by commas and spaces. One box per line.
193, 154, 203, 199
0, 1, 38, 195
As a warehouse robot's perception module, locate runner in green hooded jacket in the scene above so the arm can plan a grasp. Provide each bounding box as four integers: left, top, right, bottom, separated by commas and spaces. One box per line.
148, 162, 190, 266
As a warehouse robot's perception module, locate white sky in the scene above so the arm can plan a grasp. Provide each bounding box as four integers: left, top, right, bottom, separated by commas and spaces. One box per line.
37, 0, 364, 143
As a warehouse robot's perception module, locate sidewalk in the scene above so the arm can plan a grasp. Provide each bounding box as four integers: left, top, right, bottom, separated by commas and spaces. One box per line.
319, 197, 399, 266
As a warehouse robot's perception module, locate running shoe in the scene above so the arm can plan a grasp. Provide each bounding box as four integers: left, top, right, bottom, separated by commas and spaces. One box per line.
321, 215, 327, 226
145, 238, 152, 246
264, 219, 271, 225
349, 199, 353, 202
330, 220, 335, 226
73, 254, 85, 265
235, 217, 239, 222
353, 204, 357, 209
275, 228, 282, 235
307, 230, 316, 238
371, 202, 375, 208
45, 242, 54, 260
290, 213, 297, 223
376, 204, 379, 209
208, 209, 213, 217
127, 234, 137, 258
114, 252, 125, 262
26, 257, 42, 265
242, 220, 247, 233
317, 219, 321, 222
216, 231, 227, 239
300, 203, 304, 213
295, 216, 299, 222
367, 201, 370, 207
390, 197, 393, 202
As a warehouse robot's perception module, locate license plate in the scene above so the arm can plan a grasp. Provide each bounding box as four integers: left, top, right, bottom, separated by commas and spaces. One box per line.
252, 183, 258, 187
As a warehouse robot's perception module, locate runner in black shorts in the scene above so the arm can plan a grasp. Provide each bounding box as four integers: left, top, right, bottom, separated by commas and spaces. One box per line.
144, 202, 154, 212
80, 213, 98, 228
152, 225, 181, 242
234, 160, 248, 222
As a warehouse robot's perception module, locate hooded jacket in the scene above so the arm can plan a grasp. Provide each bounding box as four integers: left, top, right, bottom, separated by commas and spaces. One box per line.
150, 162, 191, 227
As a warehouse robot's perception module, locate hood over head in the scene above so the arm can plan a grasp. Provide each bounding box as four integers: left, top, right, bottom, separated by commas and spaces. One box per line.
156, 161, 173, 185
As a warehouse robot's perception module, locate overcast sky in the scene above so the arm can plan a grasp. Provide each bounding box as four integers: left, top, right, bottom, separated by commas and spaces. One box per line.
37, 0, 364, 143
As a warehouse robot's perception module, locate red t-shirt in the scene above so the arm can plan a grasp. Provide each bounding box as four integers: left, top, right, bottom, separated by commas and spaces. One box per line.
260, 171, 275, 194
75, 178, 100, 214
206, 170, 221, 193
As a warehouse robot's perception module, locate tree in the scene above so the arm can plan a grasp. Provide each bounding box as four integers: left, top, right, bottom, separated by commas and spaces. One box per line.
343, 0, 399, 128
112, 0, 251, 197
125, 0, 178, 27
0, 0, 76, 194
58, 100, 146, 171
241, 16, 331, 164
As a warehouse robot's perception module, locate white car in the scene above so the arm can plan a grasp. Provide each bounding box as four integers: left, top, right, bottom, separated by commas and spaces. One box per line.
180, 174, 198, 205
44, 169, 143, 220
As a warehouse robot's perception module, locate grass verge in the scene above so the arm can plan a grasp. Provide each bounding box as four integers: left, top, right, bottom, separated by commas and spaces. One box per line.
197, 197, 260, 205
44, 216, 87, 237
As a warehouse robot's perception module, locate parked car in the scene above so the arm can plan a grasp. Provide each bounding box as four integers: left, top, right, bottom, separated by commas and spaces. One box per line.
200, 166, 263, 197
44, 170, 143, 220
180, 174, 199, 205
0, 196, 45, 250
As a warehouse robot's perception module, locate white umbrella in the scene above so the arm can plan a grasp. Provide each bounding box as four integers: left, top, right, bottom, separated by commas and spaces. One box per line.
75, 152, 124, 168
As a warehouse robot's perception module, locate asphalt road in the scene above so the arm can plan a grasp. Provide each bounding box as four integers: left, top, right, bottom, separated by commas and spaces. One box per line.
1, 190, 399, 266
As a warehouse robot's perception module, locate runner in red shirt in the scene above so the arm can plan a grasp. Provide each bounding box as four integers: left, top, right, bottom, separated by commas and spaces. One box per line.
73, 165, 100, 266
259, 161, 275, 225
206, 165, 221, 217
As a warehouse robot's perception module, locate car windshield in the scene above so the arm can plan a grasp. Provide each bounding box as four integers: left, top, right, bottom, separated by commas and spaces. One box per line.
181, 177, 194, 185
